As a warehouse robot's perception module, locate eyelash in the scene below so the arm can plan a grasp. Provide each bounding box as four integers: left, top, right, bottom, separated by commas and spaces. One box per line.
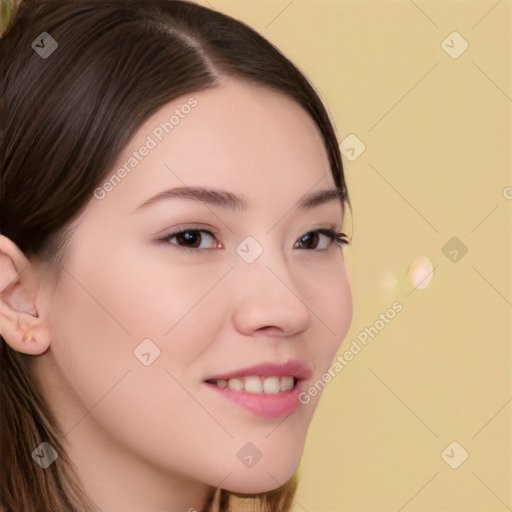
158, 228, 350, 252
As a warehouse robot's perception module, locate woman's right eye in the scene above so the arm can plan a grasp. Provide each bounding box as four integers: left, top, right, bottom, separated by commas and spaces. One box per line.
162, 229, 220, 250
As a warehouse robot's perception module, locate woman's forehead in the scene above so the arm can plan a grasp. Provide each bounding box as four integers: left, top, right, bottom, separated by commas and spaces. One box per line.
107, 79, 332, 204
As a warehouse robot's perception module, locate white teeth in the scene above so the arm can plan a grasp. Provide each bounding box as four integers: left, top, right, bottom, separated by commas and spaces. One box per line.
227, 378, 244, 391
244, 376, 263, 393
213, 375, 296, 394
280, 376, 295, 392
263, 376, 280, 394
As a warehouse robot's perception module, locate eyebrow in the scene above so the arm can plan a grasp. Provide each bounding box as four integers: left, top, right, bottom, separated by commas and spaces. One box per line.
134, 185, 346, 212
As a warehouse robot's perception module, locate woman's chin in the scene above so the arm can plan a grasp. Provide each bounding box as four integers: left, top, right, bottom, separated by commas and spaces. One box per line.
215, 460, 300, 495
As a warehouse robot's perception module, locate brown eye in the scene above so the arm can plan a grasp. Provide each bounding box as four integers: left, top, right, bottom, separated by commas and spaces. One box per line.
164, 229, 218, 250
295, 229, 338, 250
297, 232, 320, 249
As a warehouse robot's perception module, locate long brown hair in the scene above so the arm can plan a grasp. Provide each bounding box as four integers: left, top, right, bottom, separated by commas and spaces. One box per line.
0, 0, 349, 510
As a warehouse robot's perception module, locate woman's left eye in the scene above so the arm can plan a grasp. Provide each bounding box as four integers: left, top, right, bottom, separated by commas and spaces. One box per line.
294, 229, 349, 250
160, 228, 349, 251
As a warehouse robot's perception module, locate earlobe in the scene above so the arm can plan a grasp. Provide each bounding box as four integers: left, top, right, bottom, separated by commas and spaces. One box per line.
0, 235, 50, 355
0, 310, 50, 355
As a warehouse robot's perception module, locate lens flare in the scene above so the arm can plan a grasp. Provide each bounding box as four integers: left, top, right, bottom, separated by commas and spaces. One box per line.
407, 255, 434, 290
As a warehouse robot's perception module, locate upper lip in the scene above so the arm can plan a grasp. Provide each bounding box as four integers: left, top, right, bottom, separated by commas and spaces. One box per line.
204, 360, 312, 382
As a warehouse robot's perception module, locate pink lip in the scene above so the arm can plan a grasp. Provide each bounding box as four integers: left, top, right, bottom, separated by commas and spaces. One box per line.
204, 379, 308, 418
203, 360, 312, 419
203, 360, 312, 382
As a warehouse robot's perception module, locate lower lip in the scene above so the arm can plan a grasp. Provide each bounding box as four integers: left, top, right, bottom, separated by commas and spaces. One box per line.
204, 381, 305, 418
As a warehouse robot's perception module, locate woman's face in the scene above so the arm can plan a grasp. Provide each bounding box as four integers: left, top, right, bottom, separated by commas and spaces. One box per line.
35, 78, 352, 496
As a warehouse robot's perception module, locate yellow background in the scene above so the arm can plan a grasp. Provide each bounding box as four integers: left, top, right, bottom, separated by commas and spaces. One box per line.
196, 1, 511, 510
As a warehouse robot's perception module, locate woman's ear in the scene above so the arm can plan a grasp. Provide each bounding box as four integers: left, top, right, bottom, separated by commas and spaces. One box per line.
0, 235, 50, 355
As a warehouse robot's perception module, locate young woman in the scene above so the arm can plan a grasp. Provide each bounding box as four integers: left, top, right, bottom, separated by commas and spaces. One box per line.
0, 1, 353, 510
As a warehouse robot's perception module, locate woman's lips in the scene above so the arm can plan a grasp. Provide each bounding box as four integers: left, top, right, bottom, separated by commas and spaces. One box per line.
203, 360, 312, 381
202, 360, 312, 418
203, 379, 306, 418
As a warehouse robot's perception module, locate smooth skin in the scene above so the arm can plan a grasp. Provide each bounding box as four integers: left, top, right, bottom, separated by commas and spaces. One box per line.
0, 78, 353, 511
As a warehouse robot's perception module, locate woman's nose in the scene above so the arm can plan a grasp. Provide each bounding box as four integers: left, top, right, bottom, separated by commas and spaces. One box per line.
230, 253, 313, 338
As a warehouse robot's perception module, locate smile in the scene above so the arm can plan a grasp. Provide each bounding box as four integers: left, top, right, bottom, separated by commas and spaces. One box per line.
203, 360, 312, 418
205, 375, 296, 394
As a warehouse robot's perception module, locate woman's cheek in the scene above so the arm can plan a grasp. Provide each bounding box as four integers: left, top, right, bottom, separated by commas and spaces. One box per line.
309, 264, 352, 343
110, 246, 229, 338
